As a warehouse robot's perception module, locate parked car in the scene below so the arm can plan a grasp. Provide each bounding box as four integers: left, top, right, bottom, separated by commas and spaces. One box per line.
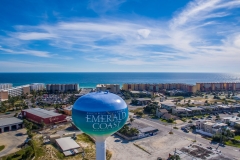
207, 147, 212, 150
192, 117, 199, 120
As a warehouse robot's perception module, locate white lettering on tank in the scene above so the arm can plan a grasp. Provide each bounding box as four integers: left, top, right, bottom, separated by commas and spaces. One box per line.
100, 123, 107, 129
93, 123, 99, 129
86, 115, 92, 122
92, 115, 100, 122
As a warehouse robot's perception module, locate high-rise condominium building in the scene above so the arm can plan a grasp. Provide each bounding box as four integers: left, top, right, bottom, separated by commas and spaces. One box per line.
30, 83, 45, 91
0, 85, 30, 100
96, 84, 120, 94
0, 83, 12, 90
46, 84, 79, 93
122, 83, 197, 93
196, 82, 240, 92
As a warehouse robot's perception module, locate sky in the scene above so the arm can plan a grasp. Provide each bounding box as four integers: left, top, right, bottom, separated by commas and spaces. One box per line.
0, 0, 240, 72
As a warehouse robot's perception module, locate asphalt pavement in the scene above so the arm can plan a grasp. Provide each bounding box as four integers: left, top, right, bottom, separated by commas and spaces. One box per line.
138, 118, 240, 160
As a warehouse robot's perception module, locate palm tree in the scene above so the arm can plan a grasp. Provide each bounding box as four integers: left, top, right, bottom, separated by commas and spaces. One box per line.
129, 128, 139, 136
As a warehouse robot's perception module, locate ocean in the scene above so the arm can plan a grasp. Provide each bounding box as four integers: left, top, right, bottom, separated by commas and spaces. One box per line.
0, 73, 240, 88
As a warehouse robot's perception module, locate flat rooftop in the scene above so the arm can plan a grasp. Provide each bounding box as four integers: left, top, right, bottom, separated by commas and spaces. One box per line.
175, 107, 191, 111
160, 101, 176, 106
0, 117, 23, 127
187, 107, 203, 111
64, 106, 73, 111
23, 108, 61, 118
223, 116, 240, 122
136, 98, 151, 101
56, 137, 80, 151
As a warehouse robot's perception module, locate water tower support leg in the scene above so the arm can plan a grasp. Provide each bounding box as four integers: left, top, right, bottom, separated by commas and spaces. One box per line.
96, 140, 106, 160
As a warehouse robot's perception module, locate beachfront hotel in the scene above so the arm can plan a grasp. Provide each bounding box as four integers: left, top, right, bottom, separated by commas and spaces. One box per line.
30, 83, 45, 91
196, 82, 240, 92
122, 83, 197, 93
0, 85, 30, 100
0, 83, 12, 90
46, 84, 79, 93
96, 84, 120, 94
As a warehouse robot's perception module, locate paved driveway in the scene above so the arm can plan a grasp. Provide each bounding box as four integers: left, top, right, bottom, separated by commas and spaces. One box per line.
0, 129, 27, 157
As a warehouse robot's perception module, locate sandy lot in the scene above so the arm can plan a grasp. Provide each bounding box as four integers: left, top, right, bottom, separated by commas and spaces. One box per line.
0, 129, 28, 157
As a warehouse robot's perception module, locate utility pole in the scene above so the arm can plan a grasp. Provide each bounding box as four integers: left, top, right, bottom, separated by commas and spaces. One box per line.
174, 148, 176, 160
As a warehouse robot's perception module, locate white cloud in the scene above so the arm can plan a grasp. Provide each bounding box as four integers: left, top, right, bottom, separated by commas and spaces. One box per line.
16, 32, 56, 40
88, 0, 126, 14
0, 60, 61, 68
0, 47, 52, 57
137, 29, 151, 38
1, 0, 240, 71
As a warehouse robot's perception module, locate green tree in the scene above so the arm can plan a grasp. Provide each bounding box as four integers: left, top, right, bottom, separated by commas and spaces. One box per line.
168, 118, 174, 123
136, 111, 143, 117
40, 121, 45, 129
169, 155, 180, 160
31, 98, 35, 104
130, 118, 135, 123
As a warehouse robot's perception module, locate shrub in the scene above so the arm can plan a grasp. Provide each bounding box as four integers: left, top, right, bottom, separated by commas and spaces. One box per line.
181, 118, 187, 122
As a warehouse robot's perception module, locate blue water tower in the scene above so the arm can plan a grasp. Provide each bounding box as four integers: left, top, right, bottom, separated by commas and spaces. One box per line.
72, 91, 128, 160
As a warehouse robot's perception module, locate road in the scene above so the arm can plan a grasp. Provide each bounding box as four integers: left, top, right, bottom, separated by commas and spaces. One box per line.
138, 118, 240, 160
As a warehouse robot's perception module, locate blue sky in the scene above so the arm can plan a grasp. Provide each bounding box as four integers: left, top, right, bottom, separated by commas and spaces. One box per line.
0, 0, 240, 72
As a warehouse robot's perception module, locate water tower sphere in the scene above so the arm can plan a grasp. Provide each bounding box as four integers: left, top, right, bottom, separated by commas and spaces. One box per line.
72, 92, 128, 137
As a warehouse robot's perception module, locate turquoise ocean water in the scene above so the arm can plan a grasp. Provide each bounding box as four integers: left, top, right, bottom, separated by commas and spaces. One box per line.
0, 73, 240, 88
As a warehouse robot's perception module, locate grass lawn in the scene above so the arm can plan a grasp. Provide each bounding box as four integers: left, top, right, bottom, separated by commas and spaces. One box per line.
160, 119, 168, 123
0, 145, 5, 152
225, 140, 240, 148
234, 136, 240, 140
160, 118, 176, 124
129, 108, 143, 114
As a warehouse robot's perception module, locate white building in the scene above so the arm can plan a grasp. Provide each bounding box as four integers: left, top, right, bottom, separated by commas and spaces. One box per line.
0, 117, 23, 133
160, 101, 176, 111
30, 83, 45, 91
0, 83, 12, 90
7, 85, 30, 97
55, 137, 81, 156
222, 116, 240, 126
46, 84, 79, 93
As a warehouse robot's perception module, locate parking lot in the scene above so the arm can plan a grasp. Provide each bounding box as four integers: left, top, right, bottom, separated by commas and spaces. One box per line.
0, 129, 28, 157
